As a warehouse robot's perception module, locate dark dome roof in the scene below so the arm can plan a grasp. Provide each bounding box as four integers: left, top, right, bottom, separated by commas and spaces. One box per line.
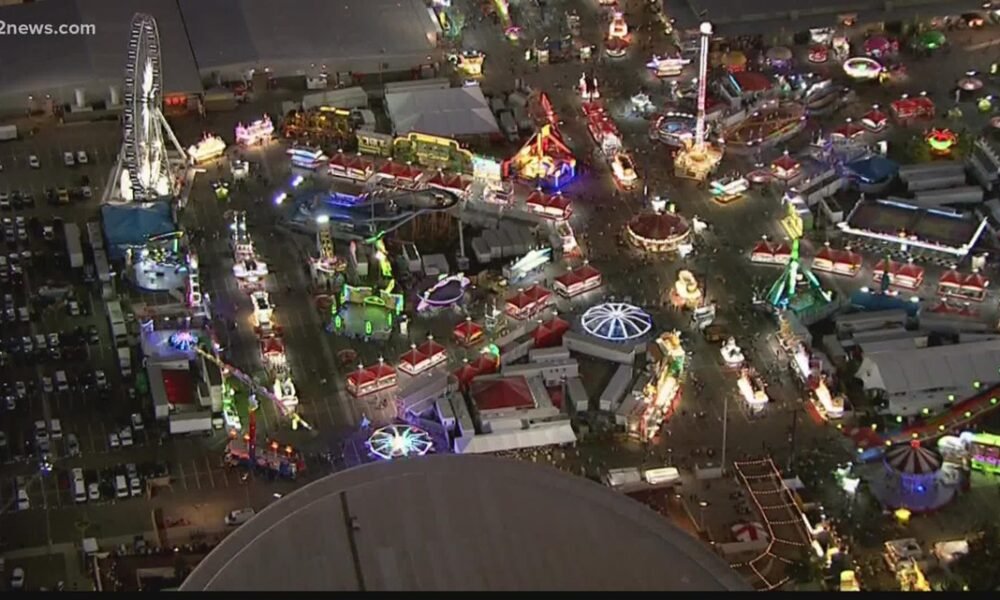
181, 455, 749, 591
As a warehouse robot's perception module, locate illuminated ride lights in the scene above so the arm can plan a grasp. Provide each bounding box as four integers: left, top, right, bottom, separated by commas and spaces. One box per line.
503, 247, 552, 282
288, 145, 327, 170
669, 270, 702, 309
674, 22, 722, 180
765, 239, 833, 313
720, 338, 745, 367
581, 302, 653, 342
168, 330, 199, 352
625, 203, 691, 253
610, 152, 638, 189
709, 175, 748, 204
650, 112, 696, 147
843, 57, 883, 80
417, 273, 470, 312
634, 331, 686, 440
578, 73, 600, 101
273, 377, 299, 412
925, 127, 958, 155
453, 49, 485, 77
367, 424, 434, 460
251, 290, 275, 331
502, 124, 576, 190
187, 134, 227, 165
584, 101, 622, 156
737, 369, 768, 411
646, 55, 689, 77
235, 115, 275, 146
723, 103, 807, 148
807, 45, 829, 63
608, 11, 628, 40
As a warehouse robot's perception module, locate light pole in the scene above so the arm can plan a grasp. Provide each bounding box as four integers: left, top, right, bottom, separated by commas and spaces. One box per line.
698, 500, 710, 532
721, 393, 729, 475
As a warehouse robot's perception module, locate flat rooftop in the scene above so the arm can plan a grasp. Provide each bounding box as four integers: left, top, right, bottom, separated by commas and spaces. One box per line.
841, 199, 985, 252
181, 455, 749, 591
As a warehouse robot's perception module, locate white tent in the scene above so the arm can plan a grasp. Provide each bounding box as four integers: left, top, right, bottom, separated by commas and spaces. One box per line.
386, 86, 500, 138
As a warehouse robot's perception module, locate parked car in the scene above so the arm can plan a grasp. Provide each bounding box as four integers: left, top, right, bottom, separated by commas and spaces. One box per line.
49, 418, 62, 440
76, 150, 89, 164
225, 508, 256, 525
108, 432, 120, 449
16, 487, 30, 511
120, 427, 134, 447
65, 433, 81, 456
10, 567, 25, 589
28, 154, 40, 169
63, 152, 75, 167
88, 482, 100, 501
130, 412, 144, 431
33, 419, 49, 445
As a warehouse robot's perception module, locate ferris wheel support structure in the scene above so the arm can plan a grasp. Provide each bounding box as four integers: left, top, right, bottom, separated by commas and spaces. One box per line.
103, 13, 187, 204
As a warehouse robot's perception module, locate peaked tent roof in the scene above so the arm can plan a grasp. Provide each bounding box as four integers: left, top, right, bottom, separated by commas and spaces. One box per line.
386, 86, 500, 137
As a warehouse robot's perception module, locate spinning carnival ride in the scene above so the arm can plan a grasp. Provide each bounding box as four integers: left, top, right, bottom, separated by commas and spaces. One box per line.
581, 302, 653, 343
766, 240, 833, 316
367, 425, 434, 460
502, 123, 576, 190
107, 13, 187, 204
674, 22, 723, 180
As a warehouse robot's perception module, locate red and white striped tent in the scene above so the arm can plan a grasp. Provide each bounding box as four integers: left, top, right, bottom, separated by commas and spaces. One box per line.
731, 521, 769, 543
831, 122, 866, 142
812, 246, 862, 276
861, 108, 888, 132
427, 171, 473, 196
885, 441, 942, 476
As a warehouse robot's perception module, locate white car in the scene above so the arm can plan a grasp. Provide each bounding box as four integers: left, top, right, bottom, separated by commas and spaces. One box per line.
120, 427, 134, 447
16, 488, 30, 511
49, 418, 62, 440
95, 370, 108, 389
28, 154, 40, 169
0, 192, 9, 210
87, 482, 100, 501
33, 420, 49, 445
130, 412, 144, 431
63, 152, 75, 167
10, 567, 25, 589
108, 432, 120, 449
15, 380, 26, 399
129, 477, 142, 497
68, 300, 80, 316
76, 150, 89, 164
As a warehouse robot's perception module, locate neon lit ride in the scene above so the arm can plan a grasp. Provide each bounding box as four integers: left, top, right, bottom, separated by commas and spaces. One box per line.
581, 302, 653, 343
720, 337, 745, 368
646, 55, 688, 78
605, 12, 630, 58
709, 175, 748, 204
843, 57, 883, 81
235, 115, 275, 146
629, 331, 685, 440
417, 273, 470, 312
625, 202, 691, 253
288, 145, 328, 170
610, 152, 638, 189
925, 128, 957, 155
367, 424, 434, 460
502, 124, 576, 190
670, 270, 703, 309
765, 240, 834, 317
674, 22, 722, 180
650, 112, 696, 148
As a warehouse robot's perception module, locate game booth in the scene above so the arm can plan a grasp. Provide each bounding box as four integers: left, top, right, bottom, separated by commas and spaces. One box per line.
861, 106, 889, 132
737, 368, 769, 414
770, 152, 802, 182
926, 128, 958, 156
426, 171, 473, 198
811, 245, 862, 277
505, 285, 554, 320
864, 35, 898, 59
807, 45, 829, 64
831, 121, 866, 143
374, 160, 425, 190
453, 318, 484, 346
554, 263, 602, 298
502, 124, 576, 190
937, 268, 989, 302
328, 151, 376, 183
750, 239, 792, 265
524, 190, 573, 220
872, 258, 924, 290
890, 95, 935, 122
397, 338, 448, 376
346, 360, 398, 397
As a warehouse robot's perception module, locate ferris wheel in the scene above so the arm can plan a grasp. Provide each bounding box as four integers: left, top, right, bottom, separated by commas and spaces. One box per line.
120, 13, 174, 201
